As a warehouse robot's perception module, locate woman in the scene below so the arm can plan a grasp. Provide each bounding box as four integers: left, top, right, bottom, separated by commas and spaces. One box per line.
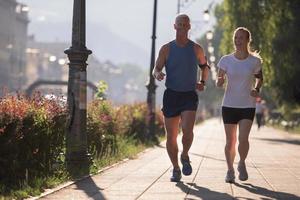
216, 27, 263, 183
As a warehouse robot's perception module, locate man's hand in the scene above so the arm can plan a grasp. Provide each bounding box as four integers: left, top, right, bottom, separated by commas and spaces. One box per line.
216, 76, 225, 87
153, 70, 165, 81
196, 81, 205, 91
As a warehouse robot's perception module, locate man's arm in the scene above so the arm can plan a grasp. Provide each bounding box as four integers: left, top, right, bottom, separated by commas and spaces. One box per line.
254, 70, 264, 91
152, 44, 168, 81
194, 44, 209, 91
250, 70, 264, 97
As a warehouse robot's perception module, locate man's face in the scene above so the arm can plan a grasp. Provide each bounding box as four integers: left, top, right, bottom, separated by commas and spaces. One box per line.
174, 16, 190, 34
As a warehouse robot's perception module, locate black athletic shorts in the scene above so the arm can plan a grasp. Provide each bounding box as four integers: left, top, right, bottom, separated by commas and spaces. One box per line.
161, 88, 198, 118
222, 106, 255, 124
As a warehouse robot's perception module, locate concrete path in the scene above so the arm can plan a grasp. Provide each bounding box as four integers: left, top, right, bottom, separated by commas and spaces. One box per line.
33, 118, 300, 200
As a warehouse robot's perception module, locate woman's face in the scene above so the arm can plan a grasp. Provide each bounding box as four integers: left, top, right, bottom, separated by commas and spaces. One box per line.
234, 30, 249, 50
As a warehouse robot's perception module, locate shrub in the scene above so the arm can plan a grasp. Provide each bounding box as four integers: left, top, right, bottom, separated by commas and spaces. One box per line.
87, 100, 118, 159
0, 93, 165, 198
0, 93, 67, 188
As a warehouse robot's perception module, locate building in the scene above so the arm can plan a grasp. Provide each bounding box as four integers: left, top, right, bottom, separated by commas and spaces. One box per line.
0, 0, 29, 93
25, 36, 121, 101
26, 35, 69, 87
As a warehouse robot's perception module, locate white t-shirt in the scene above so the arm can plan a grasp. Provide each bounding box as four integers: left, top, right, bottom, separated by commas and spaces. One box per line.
217, 53, 262, 108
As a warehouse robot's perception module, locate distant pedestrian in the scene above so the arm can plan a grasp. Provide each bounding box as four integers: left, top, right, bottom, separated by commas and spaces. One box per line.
153, 14, 209, 182
216, 27, 263, 183
255, 98, 267, 130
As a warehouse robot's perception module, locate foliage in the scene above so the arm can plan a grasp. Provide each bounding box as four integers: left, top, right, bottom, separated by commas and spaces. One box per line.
87, 100, 117, 159
94, 80, 108, 100
215, 0, 300, 114
0, 93, 164, 199
0, 93, 67, 193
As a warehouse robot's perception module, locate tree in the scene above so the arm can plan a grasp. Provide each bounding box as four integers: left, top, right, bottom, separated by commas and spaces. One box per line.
217, 0, 300, 107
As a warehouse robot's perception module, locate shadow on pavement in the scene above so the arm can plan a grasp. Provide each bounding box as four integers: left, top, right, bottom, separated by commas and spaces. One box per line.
234, 182, 300, 200
176, 182, 233, 200
74, 176, 106, 200
255, 138, 300, 146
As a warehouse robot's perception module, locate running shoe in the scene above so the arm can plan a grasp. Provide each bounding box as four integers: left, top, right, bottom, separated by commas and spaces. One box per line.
225, 169, 235, 183
180, 155, 192, 176
170, 168, 182, 182
238, 162, 248, 181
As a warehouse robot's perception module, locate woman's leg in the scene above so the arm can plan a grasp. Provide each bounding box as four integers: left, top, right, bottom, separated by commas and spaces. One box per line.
238, 119, 253, 162
224, 124, 237, 170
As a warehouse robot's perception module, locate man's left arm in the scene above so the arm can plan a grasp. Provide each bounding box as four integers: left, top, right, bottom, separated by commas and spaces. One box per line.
251, 70, 264, 97
194, 44, 209, 90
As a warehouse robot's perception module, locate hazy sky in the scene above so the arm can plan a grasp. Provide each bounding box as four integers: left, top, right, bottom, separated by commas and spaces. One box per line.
21, 0, 221, 65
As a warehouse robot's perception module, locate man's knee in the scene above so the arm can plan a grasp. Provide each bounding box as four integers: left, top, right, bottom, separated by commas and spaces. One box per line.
166, 131, 178, 142
182, 128, 193, 137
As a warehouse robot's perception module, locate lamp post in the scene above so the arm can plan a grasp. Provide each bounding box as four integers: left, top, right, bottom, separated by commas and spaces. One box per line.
64, 0, 92, 169
146, 0, 158, 141
177, 0, 196, 14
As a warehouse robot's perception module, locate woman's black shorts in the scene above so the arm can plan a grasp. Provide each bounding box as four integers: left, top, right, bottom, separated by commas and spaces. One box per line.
222, 106, 255, 124
161, 88, 198, 118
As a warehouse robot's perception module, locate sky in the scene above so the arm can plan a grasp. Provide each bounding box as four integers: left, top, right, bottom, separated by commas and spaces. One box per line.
21, 0, 221, 67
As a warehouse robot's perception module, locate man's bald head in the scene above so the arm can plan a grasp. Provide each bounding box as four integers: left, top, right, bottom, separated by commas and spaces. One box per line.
175, 14, 190, 24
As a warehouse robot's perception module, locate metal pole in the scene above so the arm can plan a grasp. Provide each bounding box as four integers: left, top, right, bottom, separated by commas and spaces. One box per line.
146, 0, 158, 141
177, 0, 180, 14
64, 0, 92, 168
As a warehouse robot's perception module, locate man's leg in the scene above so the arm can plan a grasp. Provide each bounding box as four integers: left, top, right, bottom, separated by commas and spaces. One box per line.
180, 111, 196, 158
179, 110, 196, 176
164, 116, 181, 169
256, 114, 262, 129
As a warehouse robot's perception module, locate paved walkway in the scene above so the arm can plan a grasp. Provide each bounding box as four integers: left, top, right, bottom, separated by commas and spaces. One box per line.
32, 118, 300, 200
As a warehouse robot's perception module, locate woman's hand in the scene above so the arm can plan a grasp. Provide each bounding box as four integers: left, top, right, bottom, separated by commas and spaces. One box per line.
250, 88, 260, 97
216, 76, 225, 87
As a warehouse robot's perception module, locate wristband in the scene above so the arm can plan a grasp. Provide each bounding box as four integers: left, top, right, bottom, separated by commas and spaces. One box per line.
200, 80, 206, 86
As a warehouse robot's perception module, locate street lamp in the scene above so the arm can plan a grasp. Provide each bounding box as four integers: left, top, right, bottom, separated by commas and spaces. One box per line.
203, 9, 210, 22
64, 0, 92, 170
177, 0, 196, 14
206, 30, 213, 40
146, 0, 158, 141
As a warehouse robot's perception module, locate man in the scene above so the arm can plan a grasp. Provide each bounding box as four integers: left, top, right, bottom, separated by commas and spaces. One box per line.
153, 14, 209, 182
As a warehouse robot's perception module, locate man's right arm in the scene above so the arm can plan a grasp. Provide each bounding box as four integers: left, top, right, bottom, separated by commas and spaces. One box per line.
152, 44, 168, 81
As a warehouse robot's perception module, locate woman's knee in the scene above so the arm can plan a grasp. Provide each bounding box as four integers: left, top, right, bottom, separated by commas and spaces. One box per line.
238, 137, 249, 145
225, 140, 236, 151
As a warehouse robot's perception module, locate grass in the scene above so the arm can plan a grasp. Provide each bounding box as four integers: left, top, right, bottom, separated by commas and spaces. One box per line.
279, 126, 299, 134
268, 123, 300, 135
0, 134, 164, 200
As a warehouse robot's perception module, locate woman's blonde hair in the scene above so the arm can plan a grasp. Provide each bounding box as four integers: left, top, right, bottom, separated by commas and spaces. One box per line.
233, 27, 262, 62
